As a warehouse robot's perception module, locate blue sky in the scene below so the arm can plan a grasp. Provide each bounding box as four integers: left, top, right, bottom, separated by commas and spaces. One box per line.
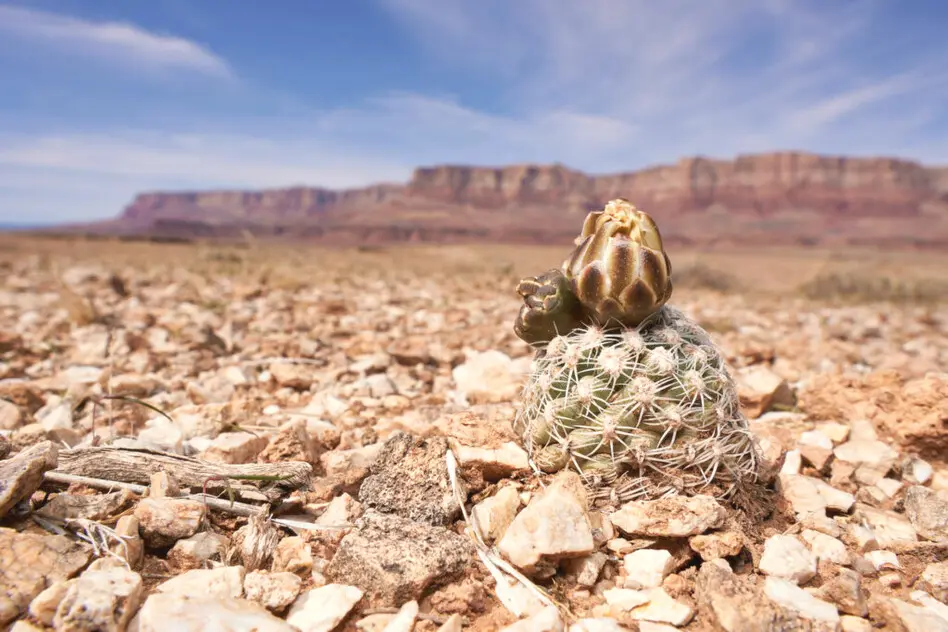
1, 0, 947, 223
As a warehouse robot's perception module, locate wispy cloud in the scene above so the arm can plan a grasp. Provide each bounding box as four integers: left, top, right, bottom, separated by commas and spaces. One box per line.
3, 1, 948, 224
0, 4, 232, 78
378, 0, 948, 161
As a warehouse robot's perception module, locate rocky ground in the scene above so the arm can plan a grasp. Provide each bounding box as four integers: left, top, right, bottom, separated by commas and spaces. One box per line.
0, 238, 947, 631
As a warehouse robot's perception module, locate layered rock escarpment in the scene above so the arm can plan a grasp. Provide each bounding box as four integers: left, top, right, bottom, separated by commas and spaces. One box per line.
87, 151, 948, 247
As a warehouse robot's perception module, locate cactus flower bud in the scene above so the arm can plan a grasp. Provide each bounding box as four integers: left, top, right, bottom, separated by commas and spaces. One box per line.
562, 199, 673, 328
513, 268, 587, 345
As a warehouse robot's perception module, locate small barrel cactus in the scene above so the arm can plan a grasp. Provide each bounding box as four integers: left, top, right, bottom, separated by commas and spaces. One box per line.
512, 199, 762, 509
562, 198, 673, 329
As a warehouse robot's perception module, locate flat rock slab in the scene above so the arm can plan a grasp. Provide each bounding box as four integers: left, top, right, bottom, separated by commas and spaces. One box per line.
0, 528, 91, 626
324, 512, 474, 607
609, 494, 726, 538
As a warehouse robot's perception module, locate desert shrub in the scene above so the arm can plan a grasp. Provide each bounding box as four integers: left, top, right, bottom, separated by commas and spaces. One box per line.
799, 272, 948, 304
671, 262, 743, 293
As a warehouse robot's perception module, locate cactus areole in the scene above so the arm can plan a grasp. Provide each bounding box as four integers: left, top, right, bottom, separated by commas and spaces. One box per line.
512, 199, 763, 509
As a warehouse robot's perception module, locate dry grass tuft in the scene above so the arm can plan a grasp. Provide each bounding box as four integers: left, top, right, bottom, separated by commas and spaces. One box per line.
798, 272, 948, 304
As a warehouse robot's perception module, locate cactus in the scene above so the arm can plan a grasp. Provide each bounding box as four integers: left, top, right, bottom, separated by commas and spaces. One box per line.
511, 199, 763, 509
562, 198, 673, 329
513, 269, 587, 346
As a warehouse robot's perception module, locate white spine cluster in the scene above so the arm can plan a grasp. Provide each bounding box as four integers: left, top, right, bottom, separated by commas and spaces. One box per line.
513, 305, 761, 504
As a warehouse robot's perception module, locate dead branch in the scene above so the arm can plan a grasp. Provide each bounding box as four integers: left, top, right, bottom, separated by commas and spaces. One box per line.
53, 446, 312, 502
41, 470, 294, 518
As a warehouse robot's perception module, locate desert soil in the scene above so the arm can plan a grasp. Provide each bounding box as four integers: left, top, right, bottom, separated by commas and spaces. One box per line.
0, 234, 946, 632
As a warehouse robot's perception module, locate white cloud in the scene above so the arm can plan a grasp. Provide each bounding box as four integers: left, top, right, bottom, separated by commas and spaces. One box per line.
377, 0, 948, 161
0, 130, 411, 222
0, 4, 232, 78
3, 0, 948, 224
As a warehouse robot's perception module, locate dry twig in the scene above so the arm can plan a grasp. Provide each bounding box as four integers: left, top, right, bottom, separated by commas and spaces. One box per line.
55, 446, 311, 502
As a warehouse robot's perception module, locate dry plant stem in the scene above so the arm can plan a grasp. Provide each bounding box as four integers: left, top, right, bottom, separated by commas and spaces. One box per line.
42, 471, 289, 518
55, 446, 311, 501
445, 450, 569, 622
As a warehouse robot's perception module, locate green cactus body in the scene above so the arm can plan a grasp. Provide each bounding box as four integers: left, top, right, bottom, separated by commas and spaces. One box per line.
513, 305, 760, 504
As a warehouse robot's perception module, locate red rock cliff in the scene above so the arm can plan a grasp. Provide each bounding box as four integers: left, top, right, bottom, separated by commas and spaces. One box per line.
107, 151, 948, 247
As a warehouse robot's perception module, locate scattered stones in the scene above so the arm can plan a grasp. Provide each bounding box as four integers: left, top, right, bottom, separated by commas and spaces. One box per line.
451, 350, 521, 404
736, 365, 795, 418
882, 596, 948, 632
903, 457, 934, 485
563, 552, 608, 587
688, 531, 743, 561
382, 599, 419, 632
0, 399, 21, 430
53, 561, 144, 632
816, 568, 868, 617
201, 431, 269, 464
500, 604, 564, 632
801, 529, 851, 566
917, 561, 948, 602
156, 565, 246, 599
864, 550, 900, 571
269, 363, 314, 391
36, 489, 134, 523
449, 440, 530, 480
5, 237, 948, 631
271, 536, 313, 577
764, 577, 840, 626
852, 504, 918, 547
167, 531, 231, 570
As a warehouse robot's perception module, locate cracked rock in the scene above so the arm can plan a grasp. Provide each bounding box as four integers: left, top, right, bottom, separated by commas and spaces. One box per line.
903, 485, 948, 542
358, 432, 462, 526
324, 513, 473, 607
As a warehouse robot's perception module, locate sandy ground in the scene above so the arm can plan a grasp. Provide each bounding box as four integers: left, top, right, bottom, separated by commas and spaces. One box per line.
0, 234, 946, 631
